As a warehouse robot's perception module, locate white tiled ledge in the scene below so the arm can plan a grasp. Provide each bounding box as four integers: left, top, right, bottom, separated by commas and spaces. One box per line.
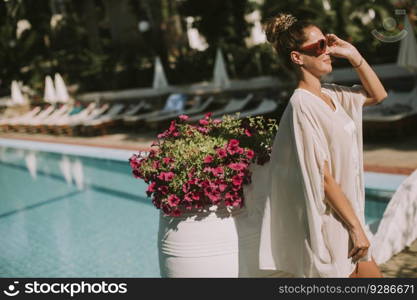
0, 138, 147, 162
0, 138, 409, 191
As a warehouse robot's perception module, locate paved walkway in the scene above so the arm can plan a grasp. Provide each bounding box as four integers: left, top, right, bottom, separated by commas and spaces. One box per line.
1, 131, 416, 277
380, 240, 417, 278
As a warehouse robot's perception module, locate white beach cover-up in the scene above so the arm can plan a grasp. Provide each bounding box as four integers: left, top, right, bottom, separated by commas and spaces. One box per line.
260, 83, 373, 277
372, 168, 417, 264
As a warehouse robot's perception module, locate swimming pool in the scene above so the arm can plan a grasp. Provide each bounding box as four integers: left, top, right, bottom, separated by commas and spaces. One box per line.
0, 144, 159, 277
0, 139, 407, 277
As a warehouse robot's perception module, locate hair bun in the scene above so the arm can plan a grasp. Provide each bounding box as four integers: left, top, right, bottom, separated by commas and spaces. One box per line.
265, 13, 298, 44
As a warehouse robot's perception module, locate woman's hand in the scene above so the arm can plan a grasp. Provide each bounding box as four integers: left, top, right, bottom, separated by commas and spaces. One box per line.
326, 33, 362, 66
348, 225, 370, 262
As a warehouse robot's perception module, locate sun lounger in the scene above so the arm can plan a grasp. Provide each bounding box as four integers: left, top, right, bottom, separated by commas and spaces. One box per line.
29, 104, 71, 133
83, 103, 125, 125
186, 93, 254, 123
80, 103, 127, 135
145, 96, 215, 126
0, 106, 41, 132
59, 103, 110, 136
233, 98, 278, 119
123, 93, 189, 127
363, 86, 417, 120
81, 101, 149, 136
39, 104, 83, 134
363, 86, 417, 138
50, 102, 97, 134
14, 105, 55, 132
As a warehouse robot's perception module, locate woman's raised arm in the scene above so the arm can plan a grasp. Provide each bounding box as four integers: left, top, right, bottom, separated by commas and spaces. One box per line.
326, 33, 388, 106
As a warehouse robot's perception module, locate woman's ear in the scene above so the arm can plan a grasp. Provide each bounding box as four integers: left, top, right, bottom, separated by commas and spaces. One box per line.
290, 51, 304, 66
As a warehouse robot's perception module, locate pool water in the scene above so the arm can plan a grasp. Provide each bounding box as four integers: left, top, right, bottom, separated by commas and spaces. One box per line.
364, 194, 391, 226
0, 145, 401, 277
0, 147, 159, 277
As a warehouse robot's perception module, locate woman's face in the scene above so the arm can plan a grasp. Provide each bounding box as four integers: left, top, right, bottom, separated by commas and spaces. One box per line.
292, 26, 332, 77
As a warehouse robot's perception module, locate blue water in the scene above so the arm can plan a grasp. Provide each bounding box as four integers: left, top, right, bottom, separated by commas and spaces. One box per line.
0, 147, 159, 277
0, 146, 398, 277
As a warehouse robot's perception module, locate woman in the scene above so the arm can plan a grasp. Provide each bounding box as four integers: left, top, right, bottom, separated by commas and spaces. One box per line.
259, 13, 387, 277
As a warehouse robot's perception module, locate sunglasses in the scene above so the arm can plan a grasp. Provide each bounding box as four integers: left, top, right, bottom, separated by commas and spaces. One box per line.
299, 38, 328, 56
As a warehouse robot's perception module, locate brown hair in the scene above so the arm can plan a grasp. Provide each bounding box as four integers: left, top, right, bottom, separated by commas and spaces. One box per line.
264, 13, 319, 77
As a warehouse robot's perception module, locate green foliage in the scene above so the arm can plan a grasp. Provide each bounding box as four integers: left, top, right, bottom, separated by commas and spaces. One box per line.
0, 0, 412, 96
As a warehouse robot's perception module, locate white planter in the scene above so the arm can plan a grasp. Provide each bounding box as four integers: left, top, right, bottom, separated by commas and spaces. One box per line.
158, 162, 293, 277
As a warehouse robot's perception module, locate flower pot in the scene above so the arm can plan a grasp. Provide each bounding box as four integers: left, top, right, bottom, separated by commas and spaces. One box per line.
158, 161, 293, 277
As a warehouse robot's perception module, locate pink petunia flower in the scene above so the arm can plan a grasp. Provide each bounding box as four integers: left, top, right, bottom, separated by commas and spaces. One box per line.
157, 171, 175, 181
182, 183, 190, 193
246, 149, 255, 160
158, 185, 168, 195
211, 166, 224, 177
204, 155, 213, 164
163, 157, 174, 164
167, 194, 180, 207
232, 196, 242, 207
227, 142, 240, 155
187, 178, 198, 185
157, 132, 167, 139
147, 182, 156, 193
132, 169, 142, 179
244, 129, 252, 137
128, 155, 142, 169
191, 191, 200, 201
200, 180, 210, 188
204, 112, 213, 119
152, 160, 161, 169
199, 119, 209, 126
179, 115, 189, 121
216, 148, 227, 158
232, 175, 243, 186
169, 121, 176, 132
162, 204, 171, 215
149, 149, 157, 158
197, 126, 209, 134
236, 147, 244, 155
228, 162, 247, 171
217, 181, 228, 192
152, 197, 161, 209
229, 139, 239, 147
184, 193, 193, 203
203, 166, 213, 173
207, 192, 221, 203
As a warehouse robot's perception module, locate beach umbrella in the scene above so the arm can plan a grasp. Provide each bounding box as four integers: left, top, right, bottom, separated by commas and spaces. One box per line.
397, 14, 417, 110
152, 56, 169, 90
11, 80, 26, 105
397, 15, 417, 73
44, 75, 57, 104
213, 48, 230, 88
54, 73, 70, 103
